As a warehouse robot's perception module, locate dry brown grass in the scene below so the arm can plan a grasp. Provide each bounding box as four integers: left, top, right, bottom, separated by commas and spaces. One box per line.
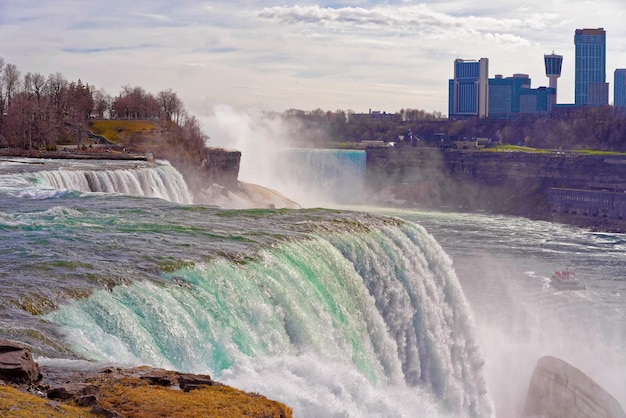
89, 120, 163, 143
97, 377, 292, 418
0, 385, 99, 417
0, 378, 292, 418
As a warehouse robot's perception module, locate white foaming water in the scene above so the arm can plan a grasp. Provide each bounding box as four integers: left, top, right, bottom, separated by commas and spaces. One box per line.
45, 222, 494, 418
1, 161, 193, 204
371, 207, 626, 417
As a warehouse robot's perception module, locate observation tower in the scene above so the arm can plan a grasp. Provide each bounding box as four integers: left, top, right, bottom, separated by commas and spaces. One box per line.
544, 52, 563, 104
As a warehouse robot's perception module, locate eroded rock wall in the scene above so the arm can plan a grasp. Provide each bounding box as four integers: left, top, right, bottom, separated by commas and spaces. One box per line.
365, 147, 626, 226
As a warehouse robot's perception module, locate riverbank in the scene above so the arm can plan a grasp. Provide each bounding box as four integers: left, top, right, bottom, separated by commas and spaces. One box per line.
366, 147, 626, 233
0, 147, 153, 161
0, 340, 292, 417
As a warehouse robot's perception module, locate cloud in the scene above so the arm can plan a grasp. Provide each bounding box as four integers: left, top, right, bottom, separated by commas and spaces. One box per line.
1, 0, 625, 115
255, 4, 558, 45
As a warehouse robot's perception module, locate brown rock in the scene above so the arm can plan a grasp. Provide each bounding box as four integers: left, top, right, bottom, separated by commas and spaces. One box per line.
91, 405, 123, 418
47, 383, 101, 400
0, 339, 41, 383
76, 394, 99, 407
177, 373, 215, 392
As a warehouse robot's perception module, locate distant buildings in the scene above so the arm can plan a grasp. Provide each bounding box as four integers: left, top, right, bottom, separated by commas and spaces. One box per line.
615, 69, 626, 108
487, 73, 555, 119
448, 58, 489, 118
574, 28, 608, 107
448, 27, 623, 119
449, 63, 555, 120
544, 52, 563, 105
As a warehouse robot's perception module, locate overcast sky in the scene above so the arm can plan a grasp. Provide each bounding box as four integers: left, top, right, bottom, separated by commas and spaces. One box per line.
1, 0, 625, 117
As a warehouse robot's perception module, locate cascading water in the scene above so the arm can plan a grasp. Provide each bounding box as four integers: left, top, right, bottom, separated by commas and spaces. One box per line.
43, 217, 494, 417
34, 164, 192, 204
7, 161, 193, 204
1, 157, 494, 416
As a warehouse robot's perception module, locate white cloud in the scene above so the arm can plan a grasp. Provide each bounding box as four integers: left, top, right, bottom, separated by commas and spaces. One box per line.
0, 0, 625, 116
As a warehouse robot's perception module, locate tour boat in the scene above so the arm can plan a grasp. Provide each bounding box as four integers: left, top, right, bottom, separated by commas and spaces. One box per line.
550, 270, 585, 290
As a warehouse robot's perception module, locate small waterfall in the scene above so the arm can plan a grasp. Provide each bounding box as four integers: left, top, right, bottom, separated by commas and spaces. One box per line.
45, 219, 494, 417
28, 163, 193, 204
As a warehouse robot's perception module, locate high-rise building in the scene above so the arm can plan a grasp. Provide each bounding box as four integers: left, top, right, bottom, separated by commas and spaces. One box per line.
574, 28, 608, 107
448, 58, 489, 118
615, 69, 626, 108
544, 52, 563, 105
488, 74, 555, 119
488, 74, 530, 119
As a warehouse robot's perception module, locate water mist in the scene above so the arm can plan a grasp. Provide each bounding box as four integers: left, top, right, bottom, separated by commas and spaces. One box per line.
199, 105, 365, 207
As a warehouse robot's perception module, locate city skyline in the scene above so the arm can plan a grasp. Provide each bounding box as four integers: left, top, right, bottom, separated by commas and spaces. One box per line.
1, 1, 625, 117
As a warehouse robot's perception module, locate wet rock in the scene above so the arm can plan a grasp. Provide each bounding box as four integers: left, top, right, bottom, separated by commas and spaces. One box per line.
0, 339, 41, 383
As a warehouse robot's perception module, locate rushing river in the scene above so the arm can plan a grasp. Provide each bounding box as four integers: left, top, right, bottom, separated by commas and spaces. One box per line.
0, 157, 624, 417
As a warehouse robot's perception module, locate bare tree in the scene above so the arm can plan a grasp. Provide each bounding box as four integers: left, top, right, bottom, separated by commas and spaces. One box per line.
3, 64, 21, 107
157, 89, 184, 123
92, 87, 112, 119
67, 80, 94, 147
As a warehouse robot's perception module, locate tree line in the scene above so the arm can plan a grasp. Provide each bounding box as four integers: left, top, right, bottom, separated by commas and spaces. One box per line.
0, 57, 201, 153
279, 105, 626, 151
3, 54, 626, 155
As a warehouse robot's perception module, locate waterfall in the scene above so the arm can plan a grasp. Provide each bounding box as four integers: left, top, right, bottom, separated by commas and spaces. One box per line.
44, 220, 494, 418
246, 148, 366, 207
26, 163, 193, 204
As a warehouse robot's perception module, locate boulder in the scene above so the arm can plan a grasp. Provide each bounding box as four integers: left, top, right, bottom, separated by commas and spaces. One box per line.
47, 383, 101, 400
0, 339, 41, 383
523, 356, 626, 418
177, 373, 216, 392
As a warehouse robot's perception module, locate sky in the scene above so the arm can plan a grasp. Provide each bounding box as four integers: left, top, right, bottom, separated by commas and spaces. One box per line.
1, 0, 626, 118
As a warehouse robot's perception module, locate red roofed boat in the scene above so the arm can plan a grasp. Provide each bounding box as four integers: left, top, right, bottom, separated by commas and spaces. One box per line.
550, 270, 585, 290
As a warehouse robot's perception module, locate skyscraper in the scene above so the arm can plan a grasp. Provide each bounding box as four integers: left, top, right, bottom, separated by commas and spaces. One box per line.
544, 52, 563, 105
615, 69, 626, 108
448, 58, 489, 118
574, 28, 608, 107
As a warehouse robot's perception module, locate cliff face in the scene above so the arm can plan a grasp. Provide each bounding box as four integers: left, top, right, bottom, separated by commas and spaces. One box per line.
366, 147, 626, 229
201, 148, 241, 189
172, 147, 242, 194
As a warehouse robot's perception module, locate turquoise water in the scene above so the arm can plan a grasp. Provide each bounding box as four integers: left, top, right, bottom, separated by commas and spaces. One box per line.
1, 157, 624, 417
0, 157, 490, 417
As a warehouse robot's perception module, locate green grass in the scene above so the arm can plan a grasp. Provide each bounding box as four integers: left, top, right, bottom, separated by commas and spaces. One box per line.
485, 145, 626, 155
571, 149, 626, 155
485, 145, 550, 153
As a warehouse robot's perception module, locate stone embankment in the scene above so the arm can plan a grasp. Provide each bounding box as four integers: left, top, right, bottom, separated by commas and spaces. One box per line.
366, 147, 626, 231
0, 339, 292, 417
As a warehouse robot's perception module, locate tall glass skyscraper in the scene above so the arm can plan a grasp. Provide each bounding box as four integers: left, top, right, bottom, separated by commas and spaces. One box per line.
448, 58, 489, 118
615, 69, 626, 108
574, 28, 608, 107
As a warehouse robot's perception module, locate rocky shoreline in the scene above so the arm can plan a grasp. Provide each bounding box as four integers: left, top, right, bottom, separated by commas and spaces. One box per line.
0, 340, 292, 417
